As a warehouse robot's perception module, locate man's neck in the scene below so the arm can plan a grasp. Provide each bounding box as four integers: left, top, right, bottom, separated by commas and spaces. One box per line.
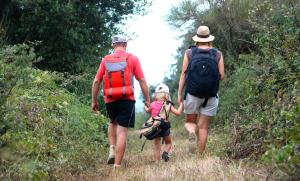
114, 47, 126, 52
197, 45, 210, 49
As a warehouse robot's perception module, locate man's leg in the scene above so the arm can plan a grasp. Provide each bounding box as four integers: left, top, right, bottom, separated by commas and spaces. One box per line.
185, 114, 198, 153
107, 122, 117, 164
197, 114, 211, 154
184, 114, 198, 134
108, 122, 117, 146
114, 125, 128, 166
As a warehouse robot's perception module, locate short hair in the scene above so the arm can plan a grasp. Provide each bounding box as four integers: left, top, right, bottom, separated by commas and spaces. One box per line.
112, 42, 127, 47
196, 41, 212, 47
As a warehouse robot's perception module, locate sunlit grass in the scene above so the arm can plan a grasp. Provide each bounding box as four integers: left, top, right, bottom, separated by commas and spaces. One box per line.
75, 126, 270, 181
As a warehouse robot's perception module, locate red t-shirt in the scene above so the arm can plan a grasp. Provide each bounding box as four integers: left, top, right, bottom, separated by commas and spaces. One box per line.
95, 50, 144, 103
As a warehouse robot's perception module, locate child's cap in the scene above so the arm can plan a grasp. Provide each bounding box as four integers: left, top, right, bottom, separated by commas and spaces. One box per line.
155, 83, 169, 94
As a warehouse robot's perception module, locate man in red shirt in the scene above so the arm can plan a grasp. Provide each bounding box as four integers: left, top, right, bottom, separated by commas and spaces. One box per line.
92, 35, 150, 168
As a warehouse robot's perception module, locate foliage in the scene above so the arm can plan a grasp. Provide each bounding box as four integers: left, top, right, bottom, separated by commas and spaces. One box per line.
248, 1, 300, 178
0, 0, 149, 73
168, 0, 256, 70
164, 0, 257, 99
0, 44, 108, 180
166, 0, 300, 179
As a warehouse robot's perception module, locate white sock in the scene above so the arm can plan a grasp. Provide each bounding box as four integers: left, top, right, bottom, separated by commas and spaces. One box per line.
113, 164, 121, 168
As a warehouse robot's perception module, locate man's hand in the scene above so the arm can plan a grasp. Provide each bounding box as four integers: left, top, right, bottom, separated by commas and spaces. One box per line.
144, 99, 150, 108
92, 78, 101, 113
138, 78, 150, 107
91, 101, 99, 112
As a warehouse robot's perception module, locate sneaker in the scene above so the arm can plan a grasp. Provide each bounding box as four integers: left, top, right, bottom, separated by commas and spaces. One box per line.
188, 133, 197, 153
107, 145, 115, 164
161, 151, 169, 162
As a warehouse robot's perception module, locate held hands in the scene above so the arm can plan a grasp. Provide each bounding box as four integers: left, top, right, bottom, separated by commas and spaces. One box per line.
178, 101, 184, 114
144, 104, 150, 113
177, 94, 183, 106
143, 98, 151, 113
144, 99, 150, 108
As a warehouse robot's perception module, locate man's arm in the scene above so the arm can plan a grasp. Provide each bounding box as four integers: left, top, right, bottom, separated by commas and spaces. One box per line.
138, 78, 150, 107
218, 54, 225, 80
177, 51, 189, 105
91, 78, 102, 111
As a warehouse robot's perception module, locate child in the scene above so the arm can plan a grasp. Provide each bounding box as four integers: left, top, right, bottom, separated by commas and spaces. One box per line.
144, 83, 183, 162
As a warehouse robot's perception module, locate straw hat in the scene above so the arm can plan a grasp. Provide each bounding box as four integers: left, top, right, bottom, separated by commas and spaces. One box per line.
192, 26, 215, 42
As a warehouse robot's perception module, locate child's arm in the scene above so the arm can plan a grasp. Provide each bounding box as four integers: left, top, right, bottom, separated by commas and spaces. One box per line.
170, 102, 183, 116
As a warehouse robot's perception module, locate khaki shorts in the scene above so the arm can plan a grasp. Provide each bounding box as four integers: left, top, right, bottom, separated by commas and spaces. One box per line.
184, 93, 219, 116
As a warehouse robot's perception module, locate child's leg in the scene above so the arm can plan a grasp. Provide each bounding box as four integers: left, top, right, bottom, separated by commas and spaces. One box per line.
161, 135, 171, 162
162, 135, 172, 153
153, 137, 161, 161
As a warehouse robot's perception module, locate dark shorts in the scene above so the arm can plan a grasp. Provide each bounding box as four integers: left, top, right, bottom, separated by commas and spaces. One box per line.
159, 121, 171, 137
105, 100, 135, 128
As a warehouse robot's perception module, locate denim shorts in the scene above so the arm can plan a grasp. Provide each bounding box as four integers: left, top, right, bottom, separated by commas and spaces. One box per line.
184, 93, 219, 116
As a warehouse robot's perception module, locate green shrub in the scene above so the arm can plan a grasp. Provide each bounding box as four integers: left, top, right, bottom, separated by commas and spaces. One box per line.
0, 44, 108, 180
217, 1, 300, 179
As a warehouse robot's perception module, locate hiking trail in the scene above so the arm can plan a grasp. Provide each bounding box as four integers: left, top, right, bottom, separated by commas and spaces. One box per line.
70, 125, 271, 181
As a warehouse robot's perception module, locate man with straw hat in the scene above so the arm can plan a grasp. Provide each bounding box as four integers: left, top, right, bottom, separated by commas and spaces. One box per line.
177, 25, 225, 154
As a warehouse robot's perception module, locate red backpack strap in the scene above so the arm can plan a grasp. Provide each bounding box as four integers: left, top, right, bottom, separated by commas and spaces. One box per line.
102, 52, 134, 98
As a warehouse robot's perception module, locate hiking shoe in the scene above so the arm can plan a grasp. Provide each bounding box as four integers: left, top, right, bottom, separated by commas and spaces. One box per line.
162, 151, 169, 162
107, 145, 115, 164
188, 133, 197, 153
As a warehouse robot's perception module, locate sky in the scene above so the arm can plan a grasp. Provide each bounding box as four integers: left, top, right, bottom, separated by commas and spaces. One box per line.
123, 0, 184, 110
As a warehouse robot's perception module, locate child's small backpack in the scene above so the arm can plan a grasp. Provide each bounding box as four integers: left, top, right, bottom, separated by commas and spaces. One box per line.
139, 100, 173, 140
139, 117, 164, 140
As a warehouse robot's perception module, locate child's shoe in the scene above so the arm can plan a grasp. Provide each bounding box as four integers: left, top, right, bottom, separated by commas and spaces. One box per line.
162, 151, 169, 162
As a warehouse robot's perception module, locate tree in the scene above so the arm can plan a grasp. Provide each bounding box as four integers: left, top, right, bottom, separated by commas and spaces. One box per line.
0, 0, 148, 73
164, 0, 258, 97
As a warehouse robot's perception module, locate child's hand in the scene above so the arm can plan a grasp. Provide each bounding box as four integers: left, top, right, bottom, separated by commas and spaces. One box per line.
171, 102, 183, 116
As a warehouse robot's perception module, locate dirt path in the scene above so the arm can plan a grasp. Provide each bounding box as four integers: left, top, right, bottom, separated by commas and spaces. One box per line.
74, 127, 271, 181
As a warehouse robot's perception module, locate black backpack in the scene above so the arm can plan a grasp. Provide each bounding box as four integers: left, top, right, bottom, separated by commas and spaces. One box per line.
185, 47, 220, 107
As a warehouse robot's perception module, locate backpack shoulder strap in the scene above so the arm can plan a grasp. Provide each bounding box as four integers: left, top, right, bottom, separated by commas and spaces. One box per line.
104, 52, 131, 62
190, 46, 198, 61
208, 48, 218, 56
158, 101, 173, 120
184, 47, 196, 74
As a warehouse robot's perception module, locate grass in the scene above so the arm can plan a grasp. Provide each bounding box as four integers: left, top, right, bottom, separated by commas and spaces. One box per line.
65, 124, 272, 181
